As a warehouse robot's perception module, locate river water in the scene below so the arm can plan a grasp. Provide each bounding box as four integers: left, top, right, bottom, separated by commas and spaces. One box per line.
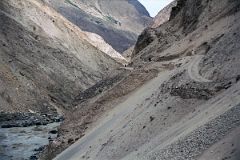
0, 122, 60, 160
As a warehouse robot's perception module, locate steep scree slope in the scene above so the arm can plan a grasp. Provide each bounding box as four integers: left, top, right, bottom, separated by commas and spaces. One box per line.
0, 0, 120, 114
52, 0, 240, 160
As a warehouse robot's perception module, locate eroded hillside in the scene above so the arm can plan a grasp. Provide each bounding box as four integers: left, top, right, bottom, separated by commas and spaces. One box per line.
53, 0, 240, 160
0, 0, 121, 115
45, 0, 152, 53
1, 0, 240, 160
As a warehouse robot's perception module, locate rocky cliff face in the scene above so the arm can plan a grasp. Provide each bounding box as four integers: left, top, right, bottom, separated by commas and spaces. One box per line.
45, 0, 152, 53
133, 0, 240, 60
0, 0, 121, 113
151, 0, 177, 28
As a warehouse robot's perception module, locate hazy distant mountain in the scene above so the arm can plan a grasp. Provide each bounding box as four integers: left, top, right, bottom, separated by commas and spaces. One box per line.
45, 0, 153, 53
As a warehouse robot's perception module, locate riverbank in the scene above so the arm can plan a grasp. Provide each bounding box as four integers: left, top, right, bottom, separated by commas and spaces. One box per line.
0, 112, 63, 160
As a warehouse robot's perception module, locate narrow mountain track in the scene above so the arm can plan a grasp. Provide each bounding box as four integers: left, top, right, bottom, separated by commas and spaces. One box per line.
188, 55, 212, 83
54, 71, 173, 160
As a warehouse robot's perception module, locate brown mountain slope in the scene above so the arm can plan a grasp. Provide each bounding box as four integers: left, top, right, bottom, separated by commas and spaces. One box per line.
0, 0, 120, 114
52, 0, 240, 160
44, 0, 152, 53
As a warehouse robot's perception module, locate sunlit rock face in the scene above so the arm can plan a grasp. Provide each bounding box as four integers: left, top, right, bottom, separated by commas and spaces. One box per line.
151, 0, 178, 28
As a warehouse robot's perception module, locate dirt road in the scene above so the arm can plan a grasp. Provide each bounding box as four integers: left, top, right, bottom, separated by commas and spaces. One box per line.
188, 55, 212, 83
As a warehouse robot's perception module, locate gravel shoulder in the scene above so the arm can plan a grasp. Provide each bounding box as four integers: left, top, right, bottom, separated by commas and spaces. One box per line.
198, 126, 240, 160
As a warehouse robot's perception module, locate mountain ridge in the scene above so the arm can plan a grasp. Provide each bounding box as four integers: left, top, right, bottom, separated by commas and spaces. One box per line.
45, 0, 152, 53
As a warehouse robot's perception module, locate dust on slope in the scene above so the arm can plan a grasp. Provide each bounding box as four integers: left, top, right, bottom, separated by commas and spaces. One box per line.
42, 67, 159, 159
0, 0, 128, 159
52, 0, 240, 160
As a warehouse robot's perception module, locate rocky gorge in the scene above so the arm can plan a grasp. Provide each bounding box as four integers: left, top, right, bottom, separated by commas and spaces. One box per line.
1, 0, 240, 160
